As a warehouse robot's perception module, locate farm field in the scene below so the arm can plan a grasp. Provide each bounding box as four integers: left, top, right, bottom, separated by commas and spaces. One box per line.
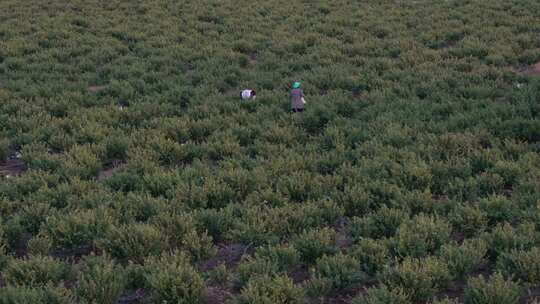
1, 0, 540, 303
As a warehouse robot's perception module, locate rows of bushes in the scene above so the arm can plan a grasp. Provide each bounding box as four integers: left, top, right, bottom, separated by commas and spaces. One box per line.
1, 0, 540, 302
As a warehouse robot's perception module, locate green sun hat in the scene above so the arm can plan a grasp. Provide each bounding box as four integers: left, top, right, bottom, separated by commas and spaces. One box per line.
292, 81, 301, 89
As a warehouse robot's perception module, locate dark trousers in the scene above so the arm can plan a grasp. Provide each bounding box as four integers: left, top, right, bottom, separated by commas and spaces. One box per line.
292, 108, 304, 113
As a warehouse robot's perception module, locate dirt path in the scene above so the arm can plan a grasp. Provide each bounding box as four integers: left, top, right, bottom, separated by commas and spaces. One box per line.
0, 152, 26, 177
523, 62, 540, 76
97, 159, 125, 181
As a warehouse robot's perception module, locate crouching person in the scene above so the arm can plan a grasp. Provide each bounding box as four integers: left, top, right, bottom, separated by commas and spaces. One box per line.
240, 89, 257, 100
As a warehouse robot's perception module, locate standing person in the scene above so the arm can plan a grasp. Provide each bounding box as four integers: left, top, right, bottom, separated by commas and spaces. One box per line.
240, 89, 257, 100
290, 81, 306, 113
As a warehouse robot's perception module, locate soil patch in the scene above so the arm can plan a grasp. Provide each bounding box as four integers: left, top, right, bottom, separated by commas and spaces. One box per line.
204, 286, 233, 304
14, 233, 32, 258
0, 153, 26, 177
52, 245, 97, 263
523, 62, 540, 76
434, 280, 466, 303
117, 288, 147, 304
97, 159, 125, 181
249, 53, 258, 65
87, 85, 107, 93
199, 243, 253, 272
521, 287, 540, 303
289, 265, 310, 284
308, 285, 369, 304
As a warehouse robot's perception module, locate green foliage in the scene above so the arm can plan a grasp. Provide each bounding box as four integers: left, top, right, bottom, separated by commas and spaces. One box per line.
152, 212, 216, 261
75, 255, 126, 304
44, 209, 111, 250
104, 135, 129, 161
497, 247, 540, 284
0, 286, 73, 304
439, 239, 487, 278
144, 251, 204, 304
181, 230, 217, 262
61, 145, 102, 180
98, 223, 167, 262
350, 207, 409, 240
4, 255, 72, 287
478, 196, 516, 226
0, 138, 9, 161
0, 224, 8, 270
350, 238, 390, 275
351, 286, 409, 304
1, 0, 540, 299
483, 222, 538, 260
291, 227, 337, 264
381, 256, 451, 302
395, 214, 452, 258
237, 245, 299, 286
307, 253, 365, 296
464, 273, 521, 304
231, 275, 304, 304
27, 234, 53, 256
449, 204, 489, 238
206, 264, 231, 286
432, 298, 460, 304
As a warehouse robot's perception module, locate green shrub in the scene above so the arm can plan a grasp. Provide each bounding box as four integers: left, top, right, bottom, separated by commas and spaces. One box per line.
4, 255, 72, 287
144, 251, 204, 304
104, 135, 129, 161
237, 245, 299, 286
195, 207, 235, 241
112, 193, 162, 224
449, 204, 488, 237
350, 238, 390, 275
349, 206, 409, 240
62, 144, 102, 180
98, 223, 167, 262
432, 298, 460, 304
291, 227, 337, 264
479, 196, 516, 226
0, 286, 73, 304
27, 234, 53, 256
152, 212, 216, 261
483, 222, 538, 260
103, 170, 143, 192
21, 143, 62, 172
381, 256, 451, 302
464, 273, 521, 304
339, 185, 371, 217
44, 209, 111, 250
181, 230, 217, 262
395, 214, 452, 258
20, 202, 52, 235
439, 239, 487, 278
231, 274, 304, 304
123, 262, 147, 291
75, 255, 126, 304
152, 212, 197, 245
0, 138, 9, 161
0, 224, 8, 270
206, 264, 230, 286
307, 253, 365, 296
351, 286, 409, 304
2, 216, 25, 251
497, 247, 540, 284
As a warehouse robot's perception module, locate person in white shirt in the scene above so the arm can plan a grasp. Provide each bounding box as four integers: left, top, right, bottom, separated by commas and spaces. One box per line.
240, 89, 256, 100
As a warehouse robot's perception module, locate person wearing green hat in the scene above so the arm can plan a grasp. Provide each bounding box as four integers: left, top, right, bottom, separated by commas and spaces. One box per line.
290, 81, 306, 113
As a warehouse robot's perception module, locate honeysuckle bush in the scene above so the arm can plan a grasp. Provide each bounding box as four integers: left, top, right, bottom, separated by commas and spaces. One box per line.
1, 0, 540, 302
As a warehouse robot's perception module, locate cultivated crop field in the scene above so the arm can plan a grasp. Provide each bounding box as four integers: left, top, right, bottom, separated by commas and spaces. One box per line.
1, 0, 540, 303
